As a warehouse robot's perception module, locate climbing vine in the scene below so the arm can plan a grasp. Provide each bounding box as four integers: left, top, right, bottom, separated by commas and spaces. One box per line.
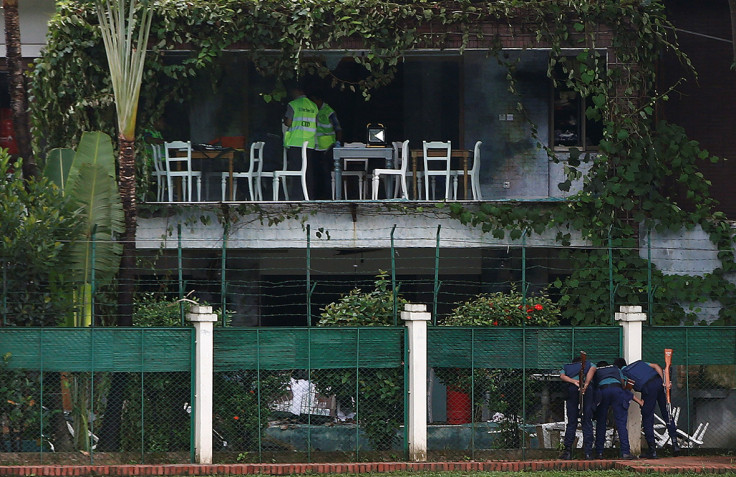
31, 0, 736, 325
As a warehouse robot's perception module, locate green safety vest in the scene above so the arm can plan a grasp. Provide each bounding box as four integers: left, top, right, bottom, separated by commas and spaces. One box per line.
315, 103, 337, 151
284, 97, 318, 149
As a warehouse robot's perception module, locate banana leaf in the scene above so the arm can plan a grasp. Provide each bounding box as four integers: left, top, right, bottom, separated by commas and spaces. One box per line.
44, 148, 75, 192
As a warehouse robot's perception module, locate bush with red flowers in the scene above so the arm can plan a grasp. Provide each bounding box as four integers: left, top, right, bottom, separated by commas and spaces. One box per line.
442, 286, 561, 327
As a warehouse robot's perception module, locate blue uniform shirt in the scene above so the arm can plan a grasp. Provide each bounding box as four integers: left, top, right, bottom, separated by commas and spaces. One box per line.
598, 367, 624, 386
560, 363, 596, 381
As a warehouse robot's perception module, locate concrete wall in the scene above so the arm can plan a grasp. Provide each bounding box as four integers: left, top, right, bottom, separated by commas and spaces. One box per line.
136, 203, 588, 250
0, 1, 55, 57
641, 224, 731, 324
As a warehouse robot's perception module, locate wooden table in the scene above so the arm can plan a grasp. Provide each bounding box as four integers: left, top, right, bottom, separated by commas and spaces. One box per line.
333, 146, 394, 200
176, 149, 238, 201
409, 149, 472, 199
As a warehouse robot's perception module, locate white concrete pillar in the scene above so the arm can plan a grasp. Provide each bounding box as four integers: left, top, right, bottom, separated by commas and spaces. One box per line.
401, 303, 431, 462
615, 305, 646, 456
187, 305, 219, 464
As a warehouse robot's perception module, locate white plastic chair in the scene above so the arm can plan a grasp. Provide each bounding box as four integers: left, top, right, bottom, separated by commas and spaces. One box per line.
423, 140, 452, 200
273, 141, 309, 201
222, 142, 264, 201
150, 143, 167, 202
372, 140, 409, 200
164, 141, 202, 202
451, 140, 483, 200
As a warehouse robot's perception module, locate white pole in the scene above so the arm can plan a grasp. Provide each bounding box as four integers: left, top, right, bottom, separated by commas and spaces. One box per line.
187, 305, 218, 464
616, 305, 647, 456
401, 303, 431, 461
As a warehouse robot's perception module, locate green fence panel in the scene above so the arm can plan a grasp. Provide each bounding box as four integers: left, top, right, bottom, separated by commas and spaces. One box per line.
643, 326, 736, 365
428, 326, 622, 368
0, 328, 192, 372
214, 327, 404, 370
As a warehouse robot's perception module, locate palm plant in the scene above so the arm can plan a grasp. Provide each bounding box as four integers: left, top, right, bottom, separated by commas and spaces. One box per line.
45, 132, 123, 452
94, 0, 153, 452
45, 132, 124, 327
96, 0, 153, 327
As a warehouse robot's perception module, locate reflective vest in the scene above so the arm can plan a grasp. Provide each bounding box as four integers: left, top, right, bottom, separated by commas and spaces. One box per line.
284, 97, 318, 149
563, 362, 591, 380
621, 360, 657, 392
315, 103, 337, 151
594, 365, 621, 386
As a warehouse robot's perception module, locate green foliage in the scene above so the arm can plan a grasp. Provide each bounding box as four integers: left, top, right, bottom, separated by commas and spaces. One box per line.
442, 286, 561, 327
212, 370, 287, 452
42, 132, 124, 327
316, 273, 405, 450
132, 292, 186, 327
319, 271, 407, 326
31, 0, 736, 326
119, 371, 191, 452
0, 152, 83, 326
436, 290, 550, 445
0, 353, 48, 451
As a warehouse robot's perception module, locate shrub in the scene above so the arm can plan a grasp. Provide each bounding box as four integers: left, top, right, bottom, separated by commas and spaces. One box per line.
436, 286, 560, 447
442, 286, 561, 327
315, 273, 406, 451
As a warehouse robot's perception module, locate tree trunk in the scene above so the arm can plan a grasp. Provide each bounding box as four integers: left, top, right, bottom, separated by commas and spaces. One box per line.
117, 134, 137, 328
2, 0, 37, 179
95, 372, 128, 451
97, 136, 137, 451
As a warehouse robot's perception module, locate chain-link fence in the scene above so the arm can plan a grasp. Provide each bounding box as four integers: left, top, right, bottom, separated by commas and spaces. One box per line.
426, 326, 622, 460
211, 327, 406, 463
3, 216, 736, 464
0, 329, 193, 465
642, 327, 736, 451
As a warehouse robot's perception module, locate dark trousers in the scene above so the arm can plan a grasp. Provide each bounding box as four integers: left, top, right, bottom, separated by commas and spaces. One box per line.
314, 148, 334, 200
564, 383, 595, 453
641, 377, 678, 448
595, 386, 631, 455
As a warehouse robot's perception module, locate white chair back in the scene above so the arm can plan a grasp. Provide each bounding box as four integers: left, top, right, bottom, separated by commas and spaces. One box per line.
472, 141, 482, 175
164, 140, 192, 173
250, 141, 265, 174
423, 140, 452, 199
151, 143, 165, 174
399, 140, 409, 173
423, 141, 451, 171
300, 141, 309, 174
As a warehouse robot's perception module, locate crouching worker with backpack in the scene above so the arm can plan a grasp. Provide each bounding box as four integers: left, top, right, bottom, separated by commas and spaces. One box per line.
614, 357, 680, 459
559, 355, 596, 460
593, 361, 643, 460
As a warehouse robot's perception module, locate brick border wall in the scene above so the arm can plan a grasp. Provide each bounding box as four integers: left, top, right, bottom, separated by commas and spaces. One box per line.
1, 459, 735, 476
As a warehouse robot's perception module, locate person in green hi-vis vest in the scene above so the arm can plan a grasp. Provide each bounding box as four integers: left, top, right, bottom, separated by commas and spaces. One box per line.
311, 90, 342, 200
283, 83, 318, 200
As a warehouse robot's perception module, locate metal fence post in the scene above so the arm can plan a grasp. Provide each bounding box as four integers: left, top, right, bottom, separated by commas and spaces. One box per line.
307, 224, 311, 326
3, 261, 7, 326
647, 229, 653, 325
221, 224, 228, 326
616, 305, 646, 456
391, 224, 397, 325
187, 305, 218, 464
521, 230, 527, 459
178, 224, 184, 326
608, 227, 614, 324
401, 303, 431, 461
433, 225, 441, 325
